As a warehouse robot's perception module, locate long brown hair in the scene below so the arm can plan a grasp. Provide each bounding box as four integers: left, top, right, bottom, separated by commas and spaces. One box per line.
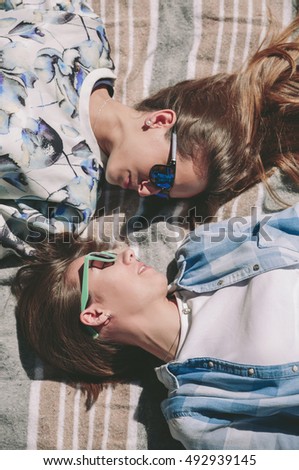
136, 15, 299, 208
12, 235, 157, 405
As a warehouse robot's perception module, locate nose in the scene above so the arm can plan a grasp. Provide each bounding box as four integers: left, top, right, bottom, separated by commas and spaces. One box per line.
121, 248, 136, 264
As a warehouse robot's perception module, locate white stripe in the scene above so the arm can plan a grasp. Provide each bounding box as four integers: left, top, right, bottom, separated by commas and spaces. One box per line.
167, 201, 190, 251
87, 402, 97, 449
172, 200, 187, 218
112, 191, 125, 243
101, 187, 125, 244
101, 384, 113, 449
72, 384, 81, 450
258, 0, 267, 47
126, 382, 143, 449
96, 209, 104, 239
242, 0, 253, 63
132, 245, 141, 261
255, 182, 265, 217
282, 0, 293, 27
113, 0, 120, 74
215, 204, 225, 222
56, 382, 67, 450
212, 0, 225, 74
187, 0, 202, 79
100, 0, 106, 24
227, 0, 239, 73
143, 0, 159, 98
26, 358, 43, 450
121, 0, 134, 104
230, 194, 241, 218
104, 186, 112, 217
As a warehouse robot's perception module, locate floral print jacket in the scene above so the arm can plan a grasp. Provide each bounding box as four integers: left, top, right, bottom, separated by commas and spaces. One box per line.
0, 0, 116, 258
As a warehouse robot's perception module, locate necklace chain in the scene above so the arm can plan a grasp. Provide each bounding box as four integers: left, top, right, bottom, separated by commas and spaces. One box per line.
92, 96, 112, 132
163, 328, 180, 363
163, 300, 191, 363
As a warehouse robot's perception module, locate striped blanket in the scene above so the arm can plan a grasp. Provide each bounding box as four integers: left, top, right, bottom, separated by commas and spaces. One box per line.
1, 0, 299, 450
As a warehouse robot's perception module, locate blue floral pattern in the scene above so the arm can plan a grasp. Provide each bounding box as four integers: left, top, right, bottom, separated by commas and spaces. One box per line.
0, 1, 115, 258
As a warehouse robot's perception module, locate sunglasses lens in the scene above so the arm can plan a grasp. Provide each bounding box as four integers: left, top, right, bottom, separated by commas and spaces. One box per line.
88, 252, 116, 268
150, 165, 175, 190
92, 251, 116, 259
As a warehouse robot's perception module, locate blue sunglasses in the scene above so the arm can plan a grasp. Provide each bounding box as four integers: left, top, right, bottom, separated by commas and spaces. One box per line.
149, 126, 177, 198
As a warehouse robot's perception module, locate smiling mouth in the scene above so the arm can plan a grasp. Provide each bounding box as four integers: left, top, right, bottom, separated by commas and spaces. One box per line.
123, 175, 130, 189
123, 173, 139, 191
138, 263, 151, 274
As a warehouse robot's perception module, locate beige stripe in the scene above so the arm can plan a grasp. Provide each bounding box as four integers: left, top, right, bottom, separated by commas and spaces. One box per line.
86, 399, 97, 449
126, 382, 143, 448
226, 0, 239, 73
104, 0, 152, 105
242, 0, 254, 63
212, 0, 225, 75
126, 0, 153, 105
57, 382, 67, 449
59, 384, 76, 449
106, 383, 131, 449
113, 0, 121, 76
37, 381, 60, 449
143, 0, 160, 98
120, 0, 134, 105
187, 0, 203, 79
73, 385, 82, 449
26, 358, 43, 449
89, 386, 107, 449
77, 385, 96, 449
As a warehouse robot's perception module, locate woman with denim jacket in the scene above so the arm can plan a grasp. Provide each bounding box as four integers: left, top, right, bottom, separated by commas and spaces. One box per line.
13, 202, 299, 449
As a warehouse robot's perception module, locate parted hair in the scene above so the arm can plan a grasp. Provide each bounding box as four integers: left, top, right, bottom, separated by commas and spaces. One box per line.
12, 235, 156, 404
137, 15, 299, 208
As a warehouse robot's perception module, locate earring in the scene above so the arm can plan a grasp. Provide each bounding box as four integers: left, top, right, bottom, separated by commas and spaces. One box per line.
145, 119, 152, 127
104, 313, 112, 320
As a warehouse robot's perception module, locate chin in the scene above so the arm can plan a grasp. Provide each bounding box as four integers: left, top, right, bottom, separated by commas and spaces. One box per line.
147, 269, 167, 287
171, 189, 201, 198
157, 272, 169, 290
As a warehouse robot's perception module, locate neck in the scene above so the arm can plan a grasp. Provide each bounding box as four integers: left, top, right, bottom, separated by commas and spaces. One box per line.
90, 88, 146, 157
90, 88, 114, 154
114, 296, 181, 363
151, 296, 181, 362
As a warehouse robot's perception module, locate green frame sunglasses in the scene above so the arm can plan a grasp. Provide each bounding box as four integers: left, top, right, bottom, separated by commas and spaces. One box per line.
80, 251, 117, 339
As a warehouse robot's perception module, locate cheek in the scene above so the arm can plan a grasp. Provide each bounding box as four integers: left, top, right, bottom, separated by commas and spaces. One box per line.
105, 155, 119, 180
94, 269, 167, 312
105, 154, 129, 187
171, 161, 209, 198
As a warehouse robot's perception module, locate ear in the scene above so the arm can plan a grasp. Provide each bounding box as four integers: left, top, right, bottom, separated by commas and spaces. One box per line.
145, 109, 176, 129
80, 304, 112, 330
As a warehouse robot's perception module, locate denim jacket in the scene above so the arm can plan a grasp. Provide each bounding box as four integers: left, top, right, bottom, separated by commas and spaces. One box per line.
156, 203, 299, 449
